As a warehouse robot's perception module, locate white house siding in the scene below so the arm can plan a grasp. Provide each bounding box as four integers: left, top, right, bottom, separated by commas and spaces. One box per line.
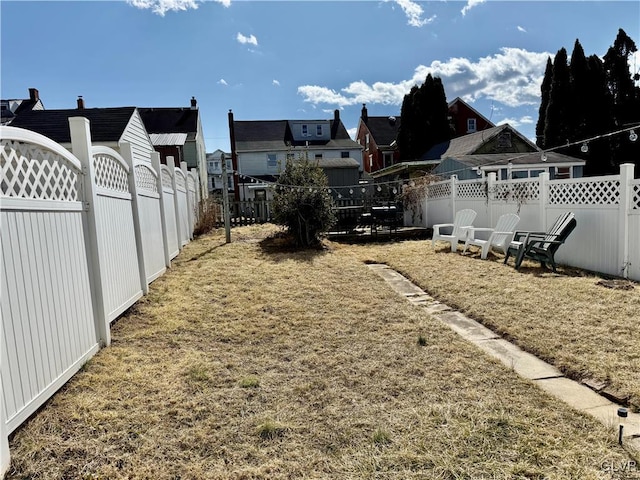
120, 110, 154, 165
238, 148, 363, 177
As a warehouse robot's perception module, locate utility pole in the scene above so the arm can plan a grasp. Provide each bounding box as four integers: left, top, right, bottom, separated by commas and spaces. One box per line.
221, 152, 231, 243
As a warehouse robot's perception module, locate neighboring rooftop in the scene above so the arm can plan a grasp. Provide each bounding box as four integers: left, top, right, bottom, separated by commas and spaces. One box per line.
1, 88, 45, 125
9, 107, 137, 143
364, 116, 401, 147
138, 98, 200, 140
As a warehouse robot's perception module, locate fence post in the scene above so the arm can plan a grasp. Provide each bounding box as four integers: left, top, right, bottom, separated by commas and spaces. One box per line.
69, 117, 110, 347
539, 172, 549, 231
191, 167, 200, 227
450, 174, 458, 217
618, 163, 634, 278
167, 156, 183, 250
182, 161, 194, 239
487, 172, 496, 227
120, 142, 149, 295
152, 152, 171, 268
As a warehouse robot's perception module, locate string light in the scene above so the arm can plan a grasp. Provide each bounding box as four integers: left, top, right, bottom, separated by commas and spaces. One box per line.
541, 152, 547, 162
581, 142, 589, 153
630, 130, 638, 142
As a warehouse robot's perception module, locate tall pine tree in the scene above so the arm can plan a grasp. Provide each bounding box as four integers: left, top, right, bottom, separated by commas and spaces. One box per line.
536, 57, 553, 149
543, 47, 571, 150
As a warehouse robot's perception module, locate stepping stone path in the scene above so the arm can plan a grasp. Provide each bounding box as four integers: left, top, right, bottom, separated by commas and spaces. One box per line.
368, 264, 640, 450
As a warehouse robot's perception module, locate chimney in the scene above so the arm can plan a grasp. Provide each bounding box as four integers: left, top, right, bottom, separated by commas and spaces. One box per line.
190, 96, 197, 110
77, 96, 85, 110
334, 109, 340, 123
28, 88, 39, 102
361, 104, 368, 123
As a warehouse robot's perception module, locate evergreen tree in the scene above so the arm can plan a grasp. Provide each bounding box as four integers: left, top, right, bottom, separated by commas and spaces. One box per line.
397, 74, 451, 160
543, 48, 571, 150
536, 57, 553, 149
272, 153, 336, 247
568, 39, 589, 156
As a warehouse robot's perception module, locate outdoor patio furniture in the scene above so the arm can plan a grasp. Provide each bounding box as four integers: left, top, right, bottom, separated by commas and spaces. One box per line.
462, 213, 520, 259
504, 212, 577, 272
431, 209, 477, 252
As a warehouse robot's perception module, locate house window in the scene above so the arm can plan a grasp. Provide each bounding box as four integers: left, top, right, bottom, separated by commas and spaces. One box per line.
267, 153, 277, 168
286, 152, 294, 161
316, 124, 323, 136
214, 161, 220, 170
555, 167, 571, 179
341, 151, 349, 158
467, 118, 477, 133
365, 133, 370, 150
315, 153, 323, 160
302, 124, 309, 137
530, 169, 545, 178
497, 132, 512, 148
383, 152, 393, 169
368, 154, 373, 169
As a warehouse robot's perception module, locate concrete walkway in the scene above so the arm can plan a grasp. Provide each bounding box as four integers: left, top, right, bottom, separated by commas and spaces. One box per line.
368, 264, 640, 449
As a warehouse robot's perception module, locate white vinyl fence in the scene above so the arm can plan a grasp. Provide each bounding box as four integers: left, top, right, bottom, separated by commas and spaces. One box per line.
411, 164, 639, 281
0, 119, 201, 473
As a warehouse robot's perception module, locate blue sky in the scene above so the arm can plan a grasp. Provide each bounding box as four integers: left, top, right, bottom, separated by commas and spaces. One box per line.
2, 1, 639, 153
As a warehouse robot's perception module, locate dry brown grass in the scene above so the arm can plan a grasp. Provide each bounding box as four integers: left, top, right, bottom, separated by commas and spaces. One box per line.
342, 237, 640, 410
6, 224, 638, 479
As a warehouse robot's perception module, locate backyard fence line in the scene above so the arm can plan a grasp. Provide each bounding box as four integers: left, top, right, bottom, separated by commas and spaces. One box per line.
0, 120, 201, 474
408, 164, 640, 281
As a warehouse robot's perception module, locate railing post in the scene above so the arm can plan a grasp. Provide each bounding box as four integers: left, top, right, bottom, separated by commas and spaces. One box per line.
618, 163, 634, 278
487, 172, 496, 227
69, 116, 110, 347
451, 174, 458, 217
539, 172, 549, 231
152, 152, 171, 268
120, 142, 149, 295
167, 156, 182, 250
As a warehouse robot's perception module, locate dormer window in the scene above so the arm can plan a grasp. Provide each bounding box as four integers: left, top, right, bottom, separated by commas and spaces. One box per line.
467, 118, 477, 133
302, 124, 309, 137
316, 124, 323, 136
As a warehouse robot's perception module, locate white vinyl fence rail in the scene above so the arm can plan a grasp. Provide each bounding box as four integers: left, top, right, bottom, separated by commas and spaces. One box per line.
412, 163, 639, 281
0, 119, 201, 474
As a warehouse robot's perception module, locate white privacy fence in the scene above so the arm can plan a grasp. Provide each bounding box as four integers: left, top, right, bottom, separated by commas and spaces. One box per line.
411, 163, 639, 281
0, 119, 201, 473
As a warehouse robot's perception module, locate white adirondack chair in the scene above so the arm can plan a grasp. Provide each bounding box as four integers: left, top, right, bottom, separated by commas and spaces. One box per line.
431, 209, 477, 252
462, 213, 520, 259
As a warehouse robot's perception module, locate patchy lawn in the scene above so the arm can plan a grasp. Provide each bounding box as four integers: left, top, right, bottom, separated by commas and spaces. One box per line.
6, 225, 638, 479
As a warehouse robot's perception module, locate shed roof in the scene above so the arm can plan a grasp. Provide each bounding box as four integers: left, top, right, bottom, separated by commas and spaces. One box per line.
316, 157, 360, 169
138, 108, 199, 136
9, 107, 136, 143
149, 133, 188, 146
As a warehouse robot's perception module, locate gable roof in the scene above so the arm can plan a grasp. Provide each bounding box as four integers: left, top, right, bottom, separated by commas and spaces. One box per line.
364, 116, 401, 146
9, 107, 137, 143
421, 124, 537, 160
447, 97, 494, 127
138, 108, 199, 136
234, 118, 361, 152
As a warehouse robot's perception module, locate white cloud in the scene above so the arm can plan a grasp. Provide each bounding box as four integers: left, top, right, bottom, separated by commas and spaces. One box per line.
298, 48, 551, 109
392, 0, 436, 27
216, 0, 231, 6
218, 79, 228, 86
237, 32, 258, 46
347, 127, 357, 140
517, 25, 527, 33
127, 0, 199, 16
273, 80, 280, 87
496, 115, 534, 128
461, 0, 486, 16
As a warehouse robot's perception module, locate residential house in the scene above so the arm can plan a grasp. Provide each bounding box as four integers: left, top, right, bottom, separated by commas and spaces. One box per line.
139, 97, 208, 198
355, 97, 495, 175
447, 97, 494, 137
229, 110, 363, 201
206, 149, 234, 194
10, 98, 155, 167
1, 88, 45, 125
371, 124, 584, 183
355, 104, 402, 174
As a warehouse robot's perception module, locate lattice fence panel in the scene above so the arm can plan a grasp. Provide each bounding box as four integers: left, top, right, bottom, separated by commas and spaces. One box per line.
457, 181, 486, 199
161, 167, 173, 189
175, 171, 186, 190
491, 181, 539, 202
93, 154, 129, 192
135, 164, 158, 194
428, 182, 451, 199
1, 140, 80, 201
549, 179, 620, 205
632, 181, 640, 211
